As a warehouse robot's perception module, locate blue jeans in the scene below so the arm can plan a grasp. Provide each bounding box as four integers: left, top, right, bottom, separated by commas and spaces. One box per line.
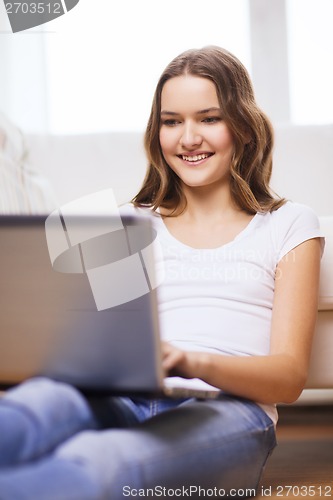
0, 377, 276, 499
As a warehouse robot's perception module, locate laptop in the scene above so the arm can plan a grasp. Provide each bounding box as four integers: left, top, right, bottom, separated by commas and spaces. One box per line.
0, 214, 220, 399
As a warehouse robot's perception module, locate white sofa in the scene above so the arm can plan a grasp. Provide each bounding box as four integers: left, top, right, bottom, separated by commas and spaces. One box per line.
11, 124, 333, 396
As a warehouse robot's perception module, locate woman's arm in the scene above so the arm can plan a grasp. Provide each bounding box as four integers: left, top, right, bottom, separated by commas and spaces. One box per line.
162, 237, 322, 405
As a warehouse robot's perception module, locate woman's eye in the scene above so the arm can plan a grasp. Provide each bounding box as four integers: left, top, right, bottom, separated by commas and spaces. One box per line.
162, 119, 180, 126
202, 116, 221, 123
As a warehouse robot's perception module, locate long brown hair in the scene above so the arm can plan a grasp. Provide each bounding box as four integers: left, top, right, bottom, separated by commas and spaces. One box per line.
132, 46, 285, 215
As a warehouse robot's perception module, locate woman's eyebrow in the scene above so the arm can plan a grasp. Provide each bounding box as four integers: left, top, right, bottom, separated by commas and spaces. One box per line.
196, 107, 221, 114
160, 110, 179, 116
160, 107, 221, 116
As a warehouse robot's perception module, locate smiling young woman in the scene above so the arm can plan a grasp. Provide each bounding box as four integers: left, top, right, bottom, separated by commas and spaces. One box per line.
0, 46, 324, 499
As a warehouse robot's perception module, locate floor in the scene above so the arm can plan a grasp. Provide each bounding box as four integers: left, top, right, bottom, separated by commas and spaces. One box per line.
258, 404, 333, 499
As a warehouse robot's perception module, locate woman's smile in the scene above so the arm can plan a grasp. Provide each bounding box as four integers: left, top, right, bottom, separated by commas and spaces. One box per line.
177, 151, 215, 166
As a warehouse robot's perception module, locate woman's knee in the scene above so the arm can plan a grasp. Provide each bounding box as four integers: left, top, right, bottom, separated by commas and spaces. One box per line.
0, 378, 97, 466
4, 377, 93, 425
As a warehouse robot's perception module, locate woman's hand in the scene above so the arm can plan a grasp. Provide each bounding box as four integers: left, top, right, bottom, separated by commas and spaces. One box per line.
162, 342, 206, 379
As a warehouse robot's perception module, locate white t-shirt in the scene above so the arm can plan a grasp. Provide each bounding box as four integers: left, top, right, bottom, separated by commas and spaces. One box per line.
154, 202, 324, 355
126, 201, 324, 423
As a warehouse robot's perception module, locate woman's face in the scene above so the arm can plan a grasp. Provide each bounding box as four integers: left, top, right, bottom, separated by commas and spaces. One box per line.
159, 75, 235, 190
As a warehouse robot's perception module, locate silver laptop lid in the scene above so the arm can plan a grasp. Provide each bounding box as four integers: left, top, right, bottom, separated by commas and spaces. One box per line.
0, 214, 164, 393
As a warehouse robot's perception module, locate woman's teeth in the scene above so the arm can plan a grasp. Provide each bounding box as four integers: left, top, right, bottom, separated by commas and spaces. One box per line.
182, 153, 210, 162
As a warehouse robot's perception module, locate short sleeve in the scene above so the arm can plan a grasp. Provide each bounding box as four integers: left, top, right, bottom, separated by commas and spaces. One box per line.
273, 202, 325, 262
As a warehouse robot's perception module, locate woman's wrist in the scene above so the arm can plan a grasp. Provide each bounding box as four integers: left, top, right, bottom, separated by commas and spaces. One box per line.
189, 351, 212, 381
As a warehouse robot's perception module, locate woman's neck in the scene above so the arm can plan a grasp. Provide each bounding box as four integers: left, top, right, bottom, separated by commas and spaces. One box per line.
179, 182, 241, 222
159, 181, 256, 249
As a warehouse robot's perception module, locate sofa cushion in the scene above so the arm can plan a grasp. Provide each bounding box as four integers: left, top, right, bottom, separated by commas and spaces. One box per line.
25, 132, 147, 206
272, 125, 333, 216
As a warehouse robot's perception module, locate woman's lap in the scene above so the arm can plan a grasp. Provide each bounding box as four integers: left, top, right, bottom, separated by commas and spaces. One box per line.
0, 378, 276, 499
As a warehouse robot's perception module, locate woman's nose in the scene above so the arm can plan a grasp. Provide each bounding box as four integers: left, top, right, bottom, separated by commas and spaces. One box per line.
180, 122, 202, 149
